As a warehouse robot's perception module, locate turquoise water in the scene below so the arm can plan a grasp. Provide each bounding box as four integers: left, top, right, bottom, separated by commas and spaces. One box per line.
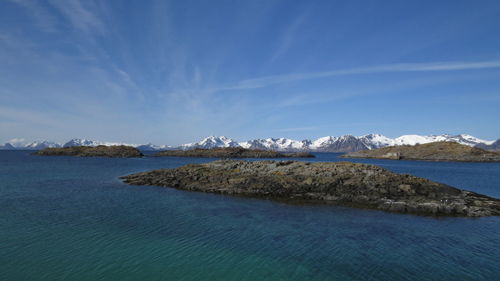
1, 151, 499, 281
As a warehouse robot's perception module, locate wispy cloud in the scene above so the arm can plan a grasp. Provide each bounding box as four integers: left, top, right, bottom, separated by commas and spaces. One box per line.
369, 61, 500, 72
48, 0, 104, 34
7, 138, 26, 145
276, 71, 476, 108
278, 92, 358, 107
8, 0, 57, 32
2, 1, 500, 143
216, 60, 500, 92
275, 126, 319, 132
268, 14, 307, 63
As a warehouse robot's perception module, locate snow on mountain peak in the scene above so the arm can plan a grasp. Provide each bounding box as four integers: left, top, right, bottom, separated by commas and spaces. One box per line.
394, 135, 438, 146
63, 138, 101, 147
181, 136, 240, 149
359, 134, 395, 149
7, 138, 28, 148
391, 134, 494, 146
445, 134, 495, 146
238, 137, 308, 151
311, 136, 338, 148
1, 133, 496, 152
25, 141, 61, 149
62, 138, 139, 147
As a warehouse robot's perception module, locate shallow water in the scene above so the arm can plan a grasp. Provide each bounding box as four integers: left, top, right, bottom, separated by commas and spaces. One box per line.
1, 151, 499, 280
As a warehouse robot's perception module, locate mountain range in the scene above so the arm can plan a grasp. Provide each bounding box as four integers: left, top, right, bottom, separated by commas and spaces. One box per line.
1, 134, 498, 152
475, 139, 500, 151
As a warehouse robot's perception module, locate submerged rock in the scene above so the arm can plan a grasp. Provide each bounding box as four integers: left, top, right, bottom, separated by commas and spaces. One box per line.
122, 160, 500, 217
34, 145, 143, 158
342, 142, 500, 162
153, 147, 315, 158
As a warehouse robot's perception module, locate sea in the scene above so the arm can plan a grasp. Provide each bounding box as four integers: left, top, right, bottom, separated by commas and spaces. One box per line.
1, 150, 499, 281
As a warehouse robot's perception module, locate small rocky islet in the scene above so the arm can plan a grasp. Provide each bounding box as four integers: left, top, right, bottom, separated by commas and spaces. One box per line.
342, 141, 500, 162
122, 159, 500, 217
34, 145, 143, 158
153, 147, 315, 158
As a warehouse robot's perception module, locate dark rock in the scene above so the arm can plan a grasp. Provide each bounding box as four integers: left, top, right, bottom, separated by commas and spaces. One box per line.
121, 160, 500, 217
34, 145, 143, 158
153, 147, 315, 158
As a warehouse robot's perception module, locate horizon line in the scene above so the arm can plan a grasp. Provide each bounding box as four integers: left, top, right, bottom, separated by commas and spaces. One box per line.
2, 132, 497, 147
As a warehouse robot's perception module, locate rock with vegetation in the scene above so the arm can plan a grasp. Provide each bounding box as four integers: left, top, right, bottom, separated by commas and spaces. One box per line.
34, 145, 143, 158
153, 147, 315, 158
122, 160, 500, 217
342, 141, 500, 162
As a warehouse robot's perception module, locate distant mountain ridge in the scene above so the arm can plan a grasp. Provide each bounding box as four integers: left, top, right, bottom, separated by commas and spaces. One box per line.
237, 134, 495, 152
475, 139, 500, 151
1, 134, 497, 152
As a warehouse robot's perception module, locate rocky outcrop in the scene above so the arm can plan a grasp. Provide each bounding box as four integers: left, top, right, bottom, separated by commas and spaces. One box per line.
34, 145, 143, 158
153, 147, 315, 158
342, 142, 500, 162
122, 160, 500, 217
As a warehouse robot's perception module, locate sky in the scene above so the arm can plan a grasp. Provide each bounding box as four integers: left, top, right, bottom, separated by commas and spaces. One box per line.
1, 0, 500, 145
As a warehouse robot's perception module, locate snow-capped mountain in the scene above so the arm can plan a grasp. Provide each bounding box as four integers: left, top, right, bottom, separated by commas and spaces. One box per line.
0, 140, 61, 150
0, 143, 16, 150
1, 134, 497, 152
5, 138, 28, 148
443, 134, 494, 146
63, 138, 103, 147
63, 138, 140, 148
475, 139, 500, 151
181, 134, 397, 152
393, 134, 494, 146
310, 136, 339, 149
240, 138, 311, 151
0, 138, 140, 150
180, 136, 240, 150
359, 134, 396, 149
310, 135, 370, 152
238, 134, 390, 152
136, 143, 172, 151
25, 141, 61, 149
179, 134, 495, 152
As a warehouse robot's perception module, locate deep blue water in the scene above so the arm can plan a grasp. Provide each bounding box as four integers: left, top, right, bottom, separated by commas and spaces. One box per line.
1, 151, 499, 281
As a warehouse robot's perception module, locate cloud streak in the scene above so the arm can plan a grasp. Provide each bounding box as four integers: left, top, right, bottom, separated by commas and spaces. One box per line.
8, 0, 58, 32
48, 0, 105, 34
268, 14, 307, 63
275, 126, 319, 132
216, 60, 500, 92
2, 1, 500, 143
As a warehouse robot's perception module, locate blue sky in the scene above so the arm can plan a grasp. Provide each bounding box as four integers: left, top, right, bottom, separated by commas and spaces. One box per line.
1, 0, 500, 145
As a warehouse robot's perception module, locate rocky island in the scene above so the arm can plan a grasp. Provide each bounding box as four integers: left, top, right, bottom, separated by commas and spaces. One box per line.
342, 141, 500, 162
34, 145, 143, 158
153, 147, 315, 158
122, 160, 500, 217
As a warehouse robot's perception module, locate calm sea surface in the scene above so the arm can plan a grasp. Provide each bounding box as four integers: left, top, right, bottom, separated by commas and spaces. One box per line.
1, 151, 499, 281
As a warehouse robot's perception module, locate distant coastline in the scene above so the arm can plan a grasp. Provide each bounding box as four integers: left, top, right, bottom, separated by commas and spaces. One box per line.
153, 147, 314, 158
34, 145, 143, 158
342, 142, 500, 162
2, 134, 499, 153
